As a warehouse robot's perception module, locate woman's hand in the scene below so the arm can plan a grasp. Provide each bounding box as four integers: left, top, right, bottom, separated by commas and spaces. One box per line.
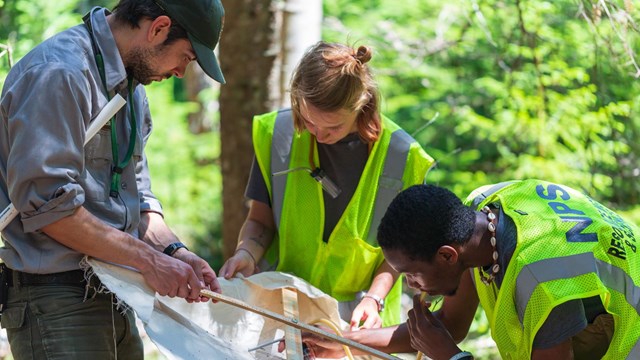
219, 248, 258, 279
350, 296, 383, 330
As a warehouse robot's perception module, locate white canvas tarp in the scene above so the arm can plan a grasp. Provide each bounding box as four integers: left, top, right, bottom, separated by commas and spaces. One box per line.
87, 258, 350, 360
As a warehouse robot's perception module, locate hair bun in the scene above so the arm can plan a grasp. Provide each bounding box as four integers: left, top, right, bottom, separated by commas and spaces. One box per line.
354, 45, 372, 64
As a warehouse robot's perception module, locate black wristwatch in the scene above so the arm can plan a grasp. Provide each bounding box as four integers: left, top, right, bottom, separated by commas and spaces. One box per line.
163, 242, 189, 256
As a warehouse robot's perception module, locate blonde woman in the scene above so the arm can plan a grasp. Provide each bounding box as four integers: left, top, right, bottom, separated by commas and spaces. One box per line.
220, 41, 435, 329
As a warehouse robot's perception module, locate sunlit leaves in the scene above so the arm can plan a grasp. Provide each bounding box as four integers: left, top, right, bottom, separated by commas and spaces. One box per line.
324, 0, 640, 213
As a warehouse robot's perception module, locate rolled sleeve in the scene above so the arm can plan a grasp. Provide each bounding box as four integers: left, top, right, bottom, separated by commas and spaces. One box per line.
4, 64, 90, 231
21, 184, 84, 232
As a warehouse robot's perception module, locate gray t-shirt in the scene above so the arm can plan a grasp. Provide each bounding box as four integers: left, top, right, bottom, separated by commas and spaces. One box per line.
491, 205, 604, 349
245, 132, 368, 242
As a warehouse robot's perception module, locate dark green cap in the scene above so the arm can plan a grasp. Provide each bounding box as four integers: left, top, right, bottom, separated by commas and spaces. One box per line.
155, 0, 225, 84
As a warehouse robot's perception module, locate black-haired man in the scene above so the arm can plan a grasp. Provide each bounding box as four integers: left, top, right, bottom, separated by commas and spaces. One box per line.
305, 180, 639, 360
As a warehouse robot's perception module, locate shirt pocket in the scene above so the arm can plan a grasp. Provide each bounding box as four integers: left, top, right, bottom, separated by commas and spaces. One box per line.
82, 128, 113, 202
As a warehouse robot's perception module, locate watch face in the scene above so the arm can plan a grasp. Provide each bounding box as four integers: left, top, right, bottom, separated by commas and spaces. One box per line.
163, 242, 187, 256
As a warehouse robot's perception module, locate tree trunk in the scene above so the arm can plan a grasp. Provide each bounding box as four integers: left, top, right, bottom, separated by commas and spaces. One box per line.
218, 0, 322, 260
219, 0, 276, 260
184, 64, 216, 134
268, 0, 323, 108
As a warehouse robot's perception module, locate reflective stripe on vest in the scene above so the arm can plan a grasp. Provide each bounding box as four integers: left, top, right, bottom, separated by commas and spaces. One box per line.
270, 109, 410, 245
629, 337, 640, 360
515, 252, 640, 323
366, 130, 411, 244
515, 252, 640, 359
467, 179, 640, 359
469, 180, 518, 209
271, 109, 295, 229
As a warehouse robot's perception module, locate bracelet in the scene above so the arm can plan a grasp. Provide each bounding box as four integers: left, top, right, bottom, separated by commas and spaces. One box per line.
162, 242, 188, 256
235, 248, 256, 265
449, 351, 473, 360
362, 294, 385, 312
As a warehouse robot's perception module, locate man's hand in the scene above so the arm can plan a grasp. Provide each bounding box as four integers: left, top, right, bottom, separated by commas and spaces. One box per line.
407, 294, 461, 360
136, 212, 221, 301
350, 296, 383, 330
173, 248, 221, 302
138, 252, 205, 301
296, 330, 346, 359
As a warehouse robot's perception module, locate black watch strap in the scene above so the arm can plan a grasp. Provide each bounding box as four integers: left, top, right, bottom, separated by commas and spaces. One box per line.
163, 242, 188, 256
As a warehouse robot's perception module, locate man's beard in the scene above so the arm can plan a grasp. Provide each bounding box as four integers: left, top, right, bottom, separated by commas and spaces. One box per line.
126, 45, 170, 85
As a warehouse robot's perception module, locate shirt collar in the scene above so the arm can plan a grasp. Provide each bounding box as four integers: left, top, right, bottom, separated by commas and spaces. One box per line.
87, 7, 129, 92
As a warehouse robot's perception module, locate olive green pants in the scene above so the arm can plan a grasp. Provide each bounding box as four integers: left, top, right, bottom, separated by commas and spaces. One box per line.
1, 283, 143, 360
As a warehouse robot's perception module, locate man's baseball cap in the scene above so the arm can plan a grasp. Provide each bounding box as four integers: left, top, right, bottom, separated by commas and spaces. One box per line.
155, 0, 225, 84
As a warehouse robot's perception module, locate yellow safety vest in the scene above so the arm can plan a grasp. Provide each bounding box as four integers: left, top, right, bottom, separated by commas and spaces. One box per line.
253, 109, 434, 326
465, 179, 640, 359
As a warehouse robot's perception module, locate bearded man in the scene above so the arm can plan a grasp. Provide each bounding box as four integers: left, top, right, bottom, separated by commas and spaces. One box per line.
0, 1, 225, 358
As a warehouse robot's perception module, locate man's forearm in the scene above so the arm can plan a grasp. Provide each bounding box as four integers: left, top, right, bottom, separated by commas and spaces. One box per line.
347, 324, 414, 355
139, 211, 180, 251
42, 206, 160, 274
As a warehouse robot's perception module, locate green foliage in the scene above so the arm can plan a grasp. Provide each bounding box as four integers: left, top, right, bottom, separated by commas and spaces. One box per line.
324, 0, 640, 356
145, 80, 224, 269
0, 0, 114, 86
2, 1, 639, 356
324, 0, 640, 211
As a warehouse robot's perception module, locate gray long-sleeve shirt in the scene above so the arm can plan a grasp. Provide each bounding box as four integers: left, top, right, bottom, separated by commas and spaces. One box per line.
0, 8, 163, 273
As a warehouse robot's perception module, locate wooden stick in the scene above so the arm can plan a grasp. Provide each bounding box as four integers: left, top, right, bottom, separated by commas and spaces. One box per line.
282, 288, 304, 359
200, 289, 401, 360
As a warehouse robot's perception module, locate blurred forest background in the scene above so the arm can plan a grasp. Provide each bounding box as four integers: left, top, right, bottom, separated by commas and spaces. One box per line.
1, 0, 639, 358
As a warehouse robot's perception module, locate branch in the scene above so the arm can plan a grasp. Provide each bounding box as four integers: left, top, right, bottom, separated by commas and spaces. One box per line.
598, 0, 640, 77
470, 0, 497, 47
411, 112, 440, 138
0, 43, 13, 68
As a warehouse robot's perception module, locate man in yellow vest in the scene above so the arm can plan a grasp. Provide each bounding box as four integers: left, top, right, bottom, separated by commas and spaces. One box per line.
304, 180, 639, 360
